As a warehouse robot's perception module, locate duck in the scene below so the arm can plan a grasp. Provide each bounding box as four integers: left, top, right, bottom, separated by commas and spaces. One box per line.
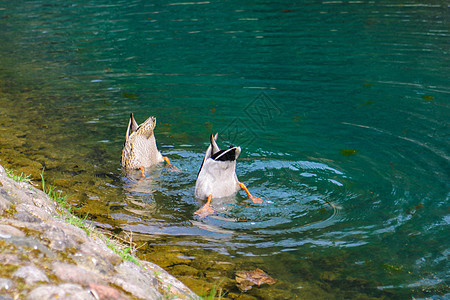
121, 113, 174, 176
194, 133, 262, 218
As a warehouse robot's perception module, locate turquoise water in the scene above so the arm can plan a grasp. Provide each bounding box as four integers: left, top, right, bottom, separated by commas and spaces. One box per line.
1, 0, 449, 298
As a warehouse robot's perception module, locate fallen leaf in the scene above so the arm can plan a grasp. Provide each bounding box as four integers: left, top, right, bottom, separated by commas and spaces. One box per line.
235, 268, 276, 292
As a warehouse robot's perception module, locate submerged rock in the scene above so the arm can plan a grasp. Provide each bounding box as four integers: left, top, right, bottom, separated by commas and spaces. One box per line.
235, 268, 277, 292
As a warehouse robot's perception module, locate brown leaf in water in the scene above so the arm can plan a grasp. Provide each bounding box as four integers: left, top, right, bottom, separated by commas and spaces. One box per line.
235, 268, 277, 292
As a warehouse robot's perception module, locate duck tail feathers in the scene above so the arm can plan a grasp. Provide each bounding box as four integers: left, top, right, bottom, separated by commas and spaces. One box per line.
125, 113, 139, 139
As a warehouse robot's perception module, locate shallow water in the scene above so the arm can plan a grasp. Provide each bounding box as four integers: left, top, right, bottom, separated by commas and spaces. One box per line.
0, 0, 449, 298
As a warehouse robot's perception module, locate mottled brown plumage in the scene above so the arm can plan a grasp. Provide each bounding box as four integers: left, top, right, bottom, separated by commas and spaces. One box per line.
121, 113, 164, 169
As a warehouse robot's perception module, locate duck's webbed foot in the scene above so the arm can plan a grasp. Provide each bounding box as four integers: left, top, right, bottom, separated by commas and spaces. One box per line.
239, 182, 263, 204
139, 166, 145, 178
163, 156, 181, 172
194, 194, 214, 218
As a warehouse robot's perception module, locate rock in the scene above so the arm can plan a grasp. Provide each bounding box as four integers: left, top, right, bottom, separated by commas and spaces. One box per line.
0, 189, 13, 213
80, 238, 122, 265
89, 283, 128, 300
169, 264, 199, 276
0, 278, 13, 290
42, 224, 78, 251
27, 283, 95, 300
233, 294, 258, 300
14, 204, 48, 222
0, 163, 198, 299
3, 235, 55, 258
251, 287, 294, 300
13, 209, 42, 223
48, 219, 88, 243
141, 261, 198, 300
320, 271, 338, 281
73, 240, 119, 275
235, 268, 277, 292
0, 225, 25, 238
176, 276, 213, 296
112, 261, 161, 300
52, 263, 101, 285
0, 254, 21, 265
13, 265, 49, 285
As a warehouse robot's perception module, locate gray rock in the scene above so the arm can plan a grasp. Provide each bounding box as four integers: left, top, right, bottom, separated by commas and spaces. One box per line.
13, 265, 49, 285
13, 210, 42, 223
112, 261, 162, 300
52, 262, 101, 285
0, 189, 13, 213
3, 235, 55, 258
71, 239, 121, 276
141, 261, 198, 300
42, 224, 78, 251
14, 205, 44, 222
27, 283, 95, 300
80, 237, 121, 264
48, 219, 88, 243
0, 254, 21, 265
0, 224, 25, 239
72, 243, 117, 276
0, 278, 13, 290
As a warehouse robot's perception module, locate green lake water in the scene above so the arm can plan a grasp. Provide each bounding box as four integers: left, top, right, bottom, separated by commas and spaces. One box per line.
0, 0, 449, 298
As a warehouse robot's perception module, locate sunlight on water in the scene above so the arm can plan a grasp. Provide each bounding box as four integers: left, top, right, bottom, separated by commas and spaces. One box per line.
0, 0, 449, 298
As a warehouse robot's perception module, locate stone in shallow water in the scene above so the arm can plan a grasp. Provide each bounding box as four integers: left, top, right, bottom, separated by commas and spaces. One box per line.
235, 268, 277, 292
169, 264, 199, 276
13, 265, 49, 285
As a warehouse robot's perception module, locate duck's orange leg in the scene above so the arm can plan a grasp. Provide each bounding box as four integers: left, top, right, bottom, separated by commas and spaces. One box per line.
140, 166, 145, 178
194, 194, 214, 218
239, 182, 263, 204
163, 156, 181, 172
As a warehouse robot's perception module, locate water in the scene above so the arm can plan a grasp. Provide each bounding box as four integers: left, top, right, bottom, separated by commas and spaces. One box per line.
0, 0, 449, 298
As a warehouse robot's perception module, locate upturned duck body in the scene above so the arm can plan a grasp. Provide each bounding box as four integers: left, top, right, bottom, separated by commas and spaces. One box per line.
121, 113, 172, 174
194, 133, 262, 218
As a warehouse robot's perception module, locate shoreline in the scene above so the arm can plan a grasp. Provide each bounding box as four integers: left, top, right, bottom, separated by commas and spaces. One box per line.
0, 164, 198, 299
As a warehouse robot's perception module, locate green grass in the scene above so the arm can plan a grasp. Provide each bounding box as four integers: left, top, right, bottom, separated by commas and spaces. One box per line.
5, 168, 32, 183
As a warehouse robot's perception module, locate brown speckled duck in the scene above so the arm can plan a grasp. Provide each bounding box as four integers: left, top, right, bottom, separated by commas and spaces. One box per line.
121, 113, 173, 175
